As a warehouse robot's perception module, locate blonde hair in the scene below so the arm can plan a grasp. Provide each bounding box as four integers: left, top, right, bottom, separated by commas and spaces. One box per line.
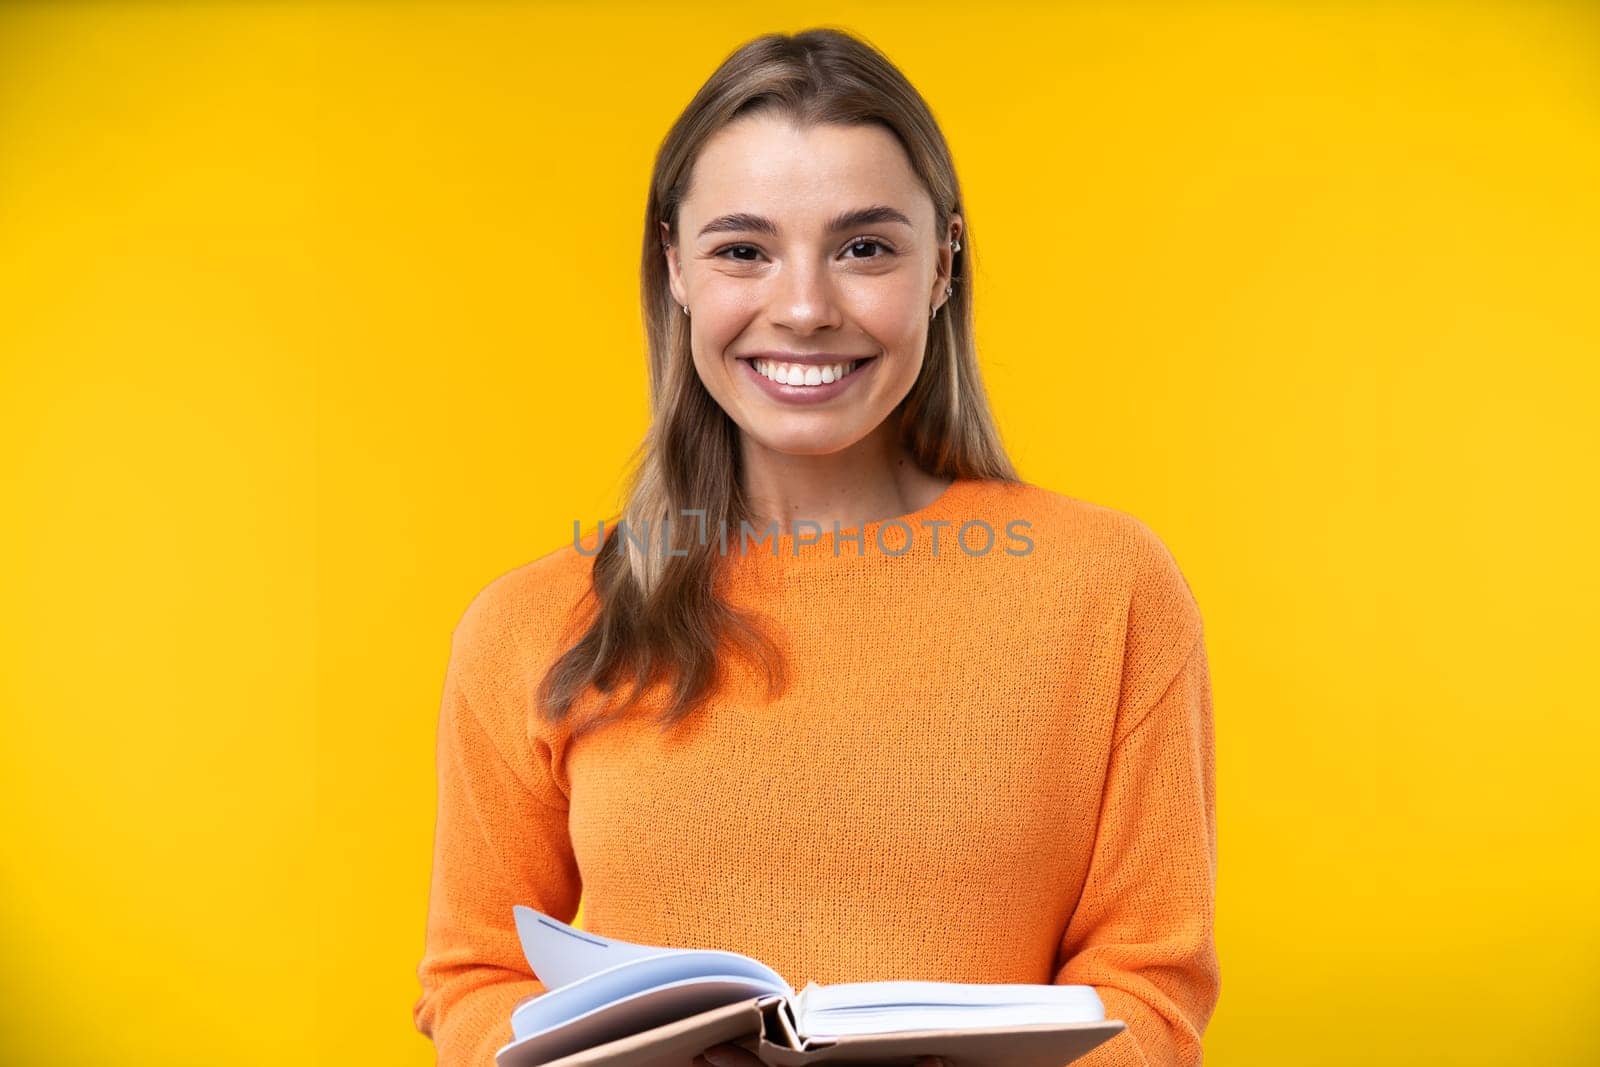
535, 26, 1019, 739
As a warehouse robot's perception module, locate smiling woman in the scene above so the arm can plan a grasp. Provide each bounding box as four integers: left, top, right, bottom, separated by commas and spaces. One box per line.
557, 27, 1017, 736
413, 25, 1218, 1067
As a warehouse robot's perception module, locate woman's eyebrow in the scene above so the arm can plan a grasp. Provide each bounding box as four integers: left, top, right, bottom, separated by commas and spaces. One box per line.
696, 205, 915, 239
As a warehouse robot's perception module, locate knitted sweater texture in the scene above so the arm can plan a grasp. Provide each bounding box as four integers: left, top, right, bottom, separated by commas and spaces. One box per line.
412, 477, 1219, 1066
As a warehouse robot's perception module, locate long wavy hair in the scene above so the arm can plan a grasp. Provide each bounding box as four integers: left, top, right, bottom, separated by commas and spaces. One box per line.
534, 26, 1020, 740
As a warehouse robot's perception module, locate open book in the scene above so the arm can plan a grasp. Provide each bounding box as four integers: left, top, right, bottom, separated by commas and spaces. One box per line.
496, 907, 1125, 1067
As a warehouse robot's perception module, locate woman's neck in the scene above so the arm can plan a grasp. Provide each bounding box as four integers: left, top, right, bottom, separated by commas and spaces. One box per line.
738, 433, 951, 539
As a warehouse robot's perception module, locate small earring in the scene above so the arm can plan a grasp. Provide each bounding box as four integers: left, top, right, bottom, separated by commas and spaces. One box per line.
682, 304, 689, 316
952, 238, 961, 252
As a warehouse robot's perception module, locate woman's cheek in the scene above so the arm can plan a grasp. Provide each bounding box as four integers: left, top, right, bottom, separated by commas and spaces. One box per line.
702, 291, 761, 343
856, 276, 927, 336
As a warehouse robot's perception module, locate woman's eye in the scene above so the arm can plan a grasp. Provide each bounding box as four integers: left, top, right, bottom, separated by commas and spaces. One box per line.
845, 239, 893, 259
711, 240, 897, 262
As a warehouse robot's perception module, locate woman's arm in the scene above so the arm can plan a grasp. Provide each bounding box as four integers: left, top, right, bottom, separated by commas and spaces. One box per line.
412, 591, 583, 1066
1053, 626, 1219, 1066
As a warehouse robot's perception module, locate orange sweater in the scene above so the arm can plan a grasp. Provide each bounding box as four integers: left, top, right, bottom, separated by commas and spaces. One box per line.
412, 477, 1218, 1066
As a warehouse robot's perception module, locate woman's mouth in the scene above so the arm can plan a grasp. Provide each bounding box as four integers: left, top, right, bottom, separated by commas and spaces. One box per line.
739, 356, 878, 404
751, 357, 869, 386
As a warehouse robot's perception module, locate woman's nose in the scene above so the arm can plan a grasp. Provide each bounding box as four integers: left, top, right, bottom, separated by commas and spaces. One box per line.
769, 260, 843, 332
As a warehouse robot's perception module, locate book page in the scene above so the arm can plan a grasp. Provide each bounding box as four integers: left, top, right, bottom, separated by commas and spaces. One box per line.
512, 906, 793, 993
512, 906, 678, 988
795, 980, 1106, 1039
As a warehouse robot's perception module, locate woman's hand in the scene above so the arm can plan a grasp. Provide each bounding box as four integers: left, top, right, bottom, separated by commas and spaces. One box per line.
692, 1043, 944, 1067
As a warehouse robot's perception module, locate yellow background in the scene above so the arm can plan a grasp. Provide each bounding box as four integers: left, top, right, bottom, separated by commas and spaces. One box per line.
2, 2, 1596, 1063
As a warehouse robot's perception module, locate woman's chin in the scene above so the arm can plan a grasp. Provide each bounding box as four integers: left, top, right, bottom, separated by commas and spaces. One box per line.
740, 423, 873, 459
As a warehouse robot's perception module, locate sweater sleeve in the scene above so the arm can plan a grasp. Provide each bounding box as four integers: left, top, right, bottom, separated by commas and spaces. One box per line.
411, 593, 584, 1066
1053, 630, 1219, 1066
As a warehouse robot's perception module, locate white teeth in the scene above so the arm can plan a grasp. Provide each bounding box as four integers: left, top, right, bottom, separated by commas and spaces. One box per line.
753, 359, 860, 386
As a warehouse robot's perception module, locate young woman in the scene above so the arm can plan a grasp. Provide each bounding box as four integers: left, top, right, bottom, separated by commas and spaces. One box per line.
413, 28, 1218, 1067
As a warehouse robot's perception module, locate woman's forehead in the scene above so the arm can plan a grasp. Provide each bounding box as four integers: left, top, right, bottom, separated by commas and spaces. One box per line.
682, 117, 931, 229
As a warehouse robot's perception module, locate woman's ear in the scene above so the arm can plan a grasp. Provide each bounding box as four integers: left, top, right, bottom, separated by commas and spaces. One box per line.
931, 213, 964, 311
659, 220, 686, 307
946, 214, 964, 288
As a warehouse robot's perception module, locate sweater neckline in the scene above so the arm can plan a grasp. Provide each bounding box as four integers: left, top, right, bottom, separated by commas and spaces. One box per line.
721, 475, 987, 568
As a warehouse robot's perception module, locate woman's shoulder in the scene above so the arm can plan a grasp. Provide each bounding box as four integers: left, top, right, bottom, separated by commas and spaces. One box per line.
981, 479, 1191, 569
444, 539, 600, 680
988, 478, 1204, 637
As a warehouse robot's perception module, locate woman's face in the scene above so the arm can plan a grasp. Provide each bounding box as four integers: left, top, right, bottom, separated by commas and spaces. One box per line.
662, 115, 961, 459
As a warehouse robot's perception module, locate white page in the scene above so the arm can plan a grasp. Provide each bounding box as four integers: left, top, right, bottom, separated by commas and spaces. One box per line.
511, 906, 792, 993
796, 980, 1106, 1038
513, 907, 673, 988
509, 973, 787, 1044
802, 980, 1105, 1012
